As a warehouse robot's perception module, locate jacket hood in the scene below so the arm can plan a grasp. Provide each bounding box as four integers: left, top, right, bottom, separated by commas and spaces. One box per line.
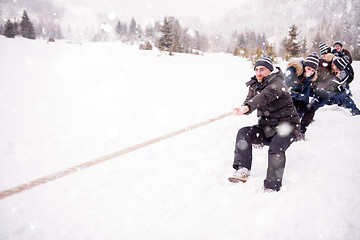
287, 59, 317, 82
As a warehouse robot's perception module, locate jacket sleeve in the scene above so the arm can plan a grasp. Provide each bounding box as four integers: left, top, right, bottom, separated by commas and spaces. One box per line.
243, 84, 254, 103
242, 85, 255, 114
345, 65, 354, 85
244, 79, 285, 114
344, 49, 353, 64
284, 67, 298, 90
284, 66, 310, 102
290, 91, 309, 102
327, 66, 354, 92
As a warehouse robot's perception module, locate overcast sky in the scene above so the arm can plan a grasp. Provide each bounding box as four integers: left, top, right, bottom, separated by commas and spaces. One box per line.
55, 0, 244, 24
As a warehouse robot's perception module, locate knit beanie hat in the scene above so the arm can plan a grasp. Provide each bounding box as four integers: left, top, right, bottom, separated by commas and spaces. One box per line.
333, 57, 348, 71
333, 40, 343, 48
303, 52, 319, 70
254, 54, 274, 72
319, 42, 331, 55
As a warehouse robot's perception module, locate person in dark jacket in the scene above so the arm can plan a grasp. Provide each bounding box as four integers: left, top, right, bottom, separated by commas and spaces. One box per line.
284, 53, 319, 139
319, 42, 331, 58
228, 54, 300, 192
326, 57, 360, 116
332, 40, 352, 64
309, 51, 334, 109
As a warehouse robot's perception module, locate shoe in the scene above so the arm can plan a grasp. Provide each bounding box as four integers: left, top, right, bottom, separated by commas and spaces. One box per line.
352, 111, 360, 116
228, 167, 250, 183
297, 133, 306, 141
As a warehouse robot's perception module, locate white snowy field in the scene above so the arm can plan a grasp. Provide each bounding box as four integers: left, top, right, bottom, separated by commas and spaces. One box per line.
0, 36, 360, 240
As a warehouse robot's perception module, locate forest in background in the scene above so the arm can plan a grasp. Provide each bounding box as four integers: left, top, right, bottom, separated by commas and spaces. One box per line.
0, 0, 359, 60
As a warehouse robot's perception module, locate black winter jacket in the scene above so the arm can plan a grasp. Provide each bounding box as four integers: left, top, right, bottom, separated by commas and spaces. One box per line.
284, 59, 317, 103
327, 64, 354, 92
243, 67, 300, 138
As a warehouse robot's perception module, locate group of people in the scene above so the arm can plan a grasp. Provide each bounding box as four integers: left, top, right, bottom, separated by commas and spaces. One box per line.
286, 41, 359, 139
228, 41, 358, 192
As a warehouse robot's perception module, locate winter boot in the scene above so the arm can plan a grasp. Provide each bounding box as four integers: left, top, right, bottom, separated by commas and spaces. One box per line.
298, 133, 306, 141
228, 167, 250, 183
352, 110, 360, 116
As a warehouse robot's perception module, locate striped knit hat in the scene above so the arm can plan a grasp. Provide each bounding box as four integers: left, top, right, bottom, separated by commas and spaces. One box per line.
303, 52, 319, 70
333, 57, 348, 71
254, 54, 274, 71
319, 42, 331, 55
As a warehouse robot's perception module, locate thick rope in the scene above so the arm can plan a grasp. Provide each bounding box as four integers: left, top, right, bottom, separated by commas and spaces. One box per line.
0, 111, 235, 200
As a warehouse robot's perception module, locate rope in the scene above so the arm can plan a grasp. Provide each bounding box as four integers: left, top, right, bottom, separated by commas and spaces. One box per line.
0, 111, 235, 200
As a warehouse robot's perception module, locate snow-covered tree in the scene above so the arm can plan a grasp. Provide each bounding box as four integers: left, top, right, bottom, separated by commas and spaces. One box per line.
0, 24, 4, 35
4, 20, 16, 38
129, 18, 137, 36
157, 17, 174, 52
284, 25, 301, 58
116, 21, 127, 39
20, 10, 36, 39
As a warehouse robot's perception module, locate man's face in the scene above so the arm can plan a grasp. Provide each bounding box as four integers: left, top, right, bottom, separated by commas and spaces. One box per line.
331, 62, 340, 73
334, 44, 342, 52
255, 66, 271, 82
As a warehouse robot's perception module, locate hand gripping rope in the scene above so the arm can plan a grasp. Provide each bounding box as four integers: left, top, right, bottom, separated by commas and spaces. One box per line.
0, 111, 235, 200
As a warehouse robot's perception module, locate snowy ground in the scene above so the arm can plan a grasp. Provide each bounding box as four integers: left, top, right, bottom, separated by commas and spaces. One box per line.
0, 37, 360, 240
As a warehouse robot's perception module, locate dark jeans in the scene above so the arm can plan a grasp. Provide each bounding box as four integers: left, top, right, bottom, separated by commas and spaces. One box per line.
293, 100, 316, 134
327, 91, 360, 115
233, 125, 296, 191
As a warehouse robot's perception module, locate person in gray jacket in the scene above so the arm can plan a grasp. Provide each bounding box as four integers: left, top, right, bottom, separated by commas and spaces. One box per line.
229, 54, 300, 192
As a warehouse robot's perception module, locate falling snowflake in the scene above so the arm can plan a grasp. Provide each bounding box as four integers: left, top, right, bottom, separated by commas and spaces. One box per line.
277, 122, 293, 137
237, 140, 249, 150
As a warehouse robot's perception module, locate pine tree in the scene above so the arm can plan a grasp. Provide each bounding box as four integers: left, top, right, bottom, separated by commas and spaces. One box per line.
13, 18, 19, 36
20, 10, 36, 39
265, 43, 277, 63
157, 17, 174, 52
250, 45, 263, 65
4, 20, 16, 38
285, 25, 301, 57
129, 18, 137, 35
237, 33, 246, 48
168, 17, 181, 53
116, 21, 127, 36
300, 37, 308, 57
180, 28, 191, 53
281, 37, 291, 61
0, 24, 4, 35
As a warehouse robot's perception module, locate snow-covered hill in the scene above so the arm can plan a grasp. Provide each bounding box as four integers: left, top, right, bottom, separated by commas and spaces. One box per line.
0, 37, 359, 240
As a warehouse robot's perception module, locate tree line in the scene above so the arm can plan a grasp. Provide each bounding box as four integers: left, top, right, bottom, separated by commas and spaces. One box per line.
109, 17, 209, 54
2, 11, 36, 39
231, 24, 360, 61
1, 10, 359, 60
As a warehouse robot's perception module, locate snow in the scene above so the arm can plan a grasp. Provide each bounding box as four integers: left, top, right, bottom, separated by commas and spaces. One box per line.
1, 36, 360, 239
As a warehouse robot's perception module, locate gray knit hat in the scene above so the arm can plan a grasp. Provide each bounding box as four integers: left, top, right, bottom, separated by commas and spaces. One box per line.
304, 52, 319, 71
333, 40, 343, 48
333, 57, 348, 71
254, 54, 274, 72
